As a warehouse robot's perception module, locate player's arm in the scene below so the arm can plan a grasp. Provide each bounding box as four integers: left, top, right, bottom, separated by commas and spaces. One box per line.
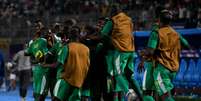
42, 43, 59, 67
42, 41, 62, 67
24, 40, 33, 56
86, 20, 113, 41
178, 33, 190, 49
100, 20, 113, 38
12, 52, 19, 67
13, 52, 18, 63
140, 26, 159, 60
48, 42, 62, 55
42, 45, 68, 68
138, 29, 159, 72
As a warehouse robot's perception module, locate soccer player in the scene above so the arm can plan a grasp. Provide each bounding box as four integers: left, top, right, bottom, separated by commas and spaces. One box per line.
25, 20, 49, 101
139, 8, 190, 101
53, 26, 90, 101
79, 25, 98, 101
43, 24, 63, 100
138, 9, 190, 101
41, 21, 75, 100
138, 6, 166, 101
97, 3, 143, 101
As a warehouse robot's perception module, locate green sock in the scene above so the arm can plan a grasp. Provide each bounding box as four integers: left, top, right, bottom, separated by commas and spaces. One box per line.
130, 78, 143, 99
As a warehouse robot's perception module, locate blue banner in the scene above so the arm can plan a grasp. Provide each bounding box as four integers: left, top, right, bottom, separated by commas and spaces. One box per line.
134, 28, 201, 37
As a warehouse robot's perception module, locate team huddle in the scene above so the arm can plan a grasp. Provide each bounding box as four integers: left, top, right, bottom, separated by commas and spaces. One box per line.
24, 4, 189, 101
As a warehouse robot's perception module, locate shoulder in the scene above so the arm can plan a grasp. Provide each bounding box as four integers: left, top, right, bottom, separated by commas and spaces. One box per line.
78, 43, 90, 52
19, 50, 24, 54
54, 34, 62, 42
28, 40, 33, 46
152, 24, 159, 31
40, 38, 47, 41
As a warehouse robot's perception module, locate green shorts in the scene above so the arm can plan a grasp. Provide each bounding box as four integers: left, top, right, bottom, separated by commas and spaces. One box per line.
143, 62, 176, 95
105, 50, 133, 92
142, 61, 155, 91
153, 63, 176, 96
56, 65, 63, 80
81, 88, 91, 97
32, 65, 50, 95
54, 79, 81, 101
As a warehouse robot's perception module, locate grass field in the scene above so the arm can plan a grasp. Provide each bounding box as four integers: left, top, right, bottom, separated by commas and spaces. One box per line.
0, 85, 200, 101
175, 96, 201, 101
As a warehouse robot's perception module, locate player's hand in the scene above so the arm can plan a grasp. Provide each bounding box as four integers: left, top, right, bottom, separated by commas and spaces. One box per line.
41, 63, 48, 67
137, 61, 145, 73
41, 62, 57, 68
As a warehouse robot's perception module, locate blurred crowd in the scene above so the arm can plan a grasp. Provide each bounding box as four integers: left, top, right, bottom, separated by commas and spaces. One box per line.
0, 0, 201, 37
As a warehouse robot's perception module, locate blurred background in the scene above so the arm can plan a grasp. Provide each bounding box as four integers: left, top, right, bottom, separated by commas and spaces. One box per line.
0, 0, 201, 101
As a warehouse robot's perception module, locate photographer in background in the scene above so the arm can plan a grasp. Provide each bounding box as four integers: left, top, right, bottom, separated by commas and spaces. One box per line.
13, 44, 32, 101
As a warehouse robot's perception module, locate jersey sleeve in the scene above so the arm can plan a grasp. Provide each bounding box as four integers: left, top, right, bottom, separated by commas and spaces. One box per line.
49, 41, 62, 55
100, 20, 113, 38
41, 38, 48, 54
147, 30, 159, 49
57, 45, 68, 65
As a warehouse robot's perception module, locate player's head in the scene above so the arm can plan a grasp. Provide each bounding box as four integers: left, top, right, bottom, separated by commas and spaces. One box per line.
155, 5, 165, 19
159, 9, 173, 25
53, 23, 61, 33
33, 19, 45, 38
63, 19, 74, 36
84, 25, 95, 36
34, 19, 44, 31
43, 27, 52, 38
95, 17, 105, 32
64, 19, 77, 29
110, 3, 122, 17
69, 26, 81, 41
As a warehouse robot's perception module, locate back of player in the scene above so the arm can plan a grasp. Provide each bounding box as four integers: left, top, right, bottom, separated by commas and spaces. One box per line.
53, 26, 90, 101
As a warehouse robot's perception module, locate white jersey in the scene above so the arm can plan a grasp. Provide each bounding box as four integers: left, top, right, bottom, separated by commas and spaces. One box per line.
13, 50, 31, 71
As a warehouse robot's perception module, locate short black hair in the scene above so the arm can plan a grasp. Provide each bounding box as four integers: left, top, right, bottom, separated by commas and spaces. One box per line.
159, 10, 173, 25
71, 26, 80, 34
110, 3, 122, 16
69, 26, 81, 40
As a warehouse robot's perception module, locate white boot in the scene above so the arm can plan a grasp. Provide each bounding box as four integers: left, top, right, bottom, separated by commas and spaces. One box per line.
21, 97, 25, 101
126, 89, 137, 101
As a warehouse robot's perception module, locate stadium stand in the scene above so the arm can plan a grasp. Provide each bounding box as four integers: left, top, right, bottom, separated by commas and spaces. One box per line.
173, 59, 188, 88
183, 59, 196, 88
